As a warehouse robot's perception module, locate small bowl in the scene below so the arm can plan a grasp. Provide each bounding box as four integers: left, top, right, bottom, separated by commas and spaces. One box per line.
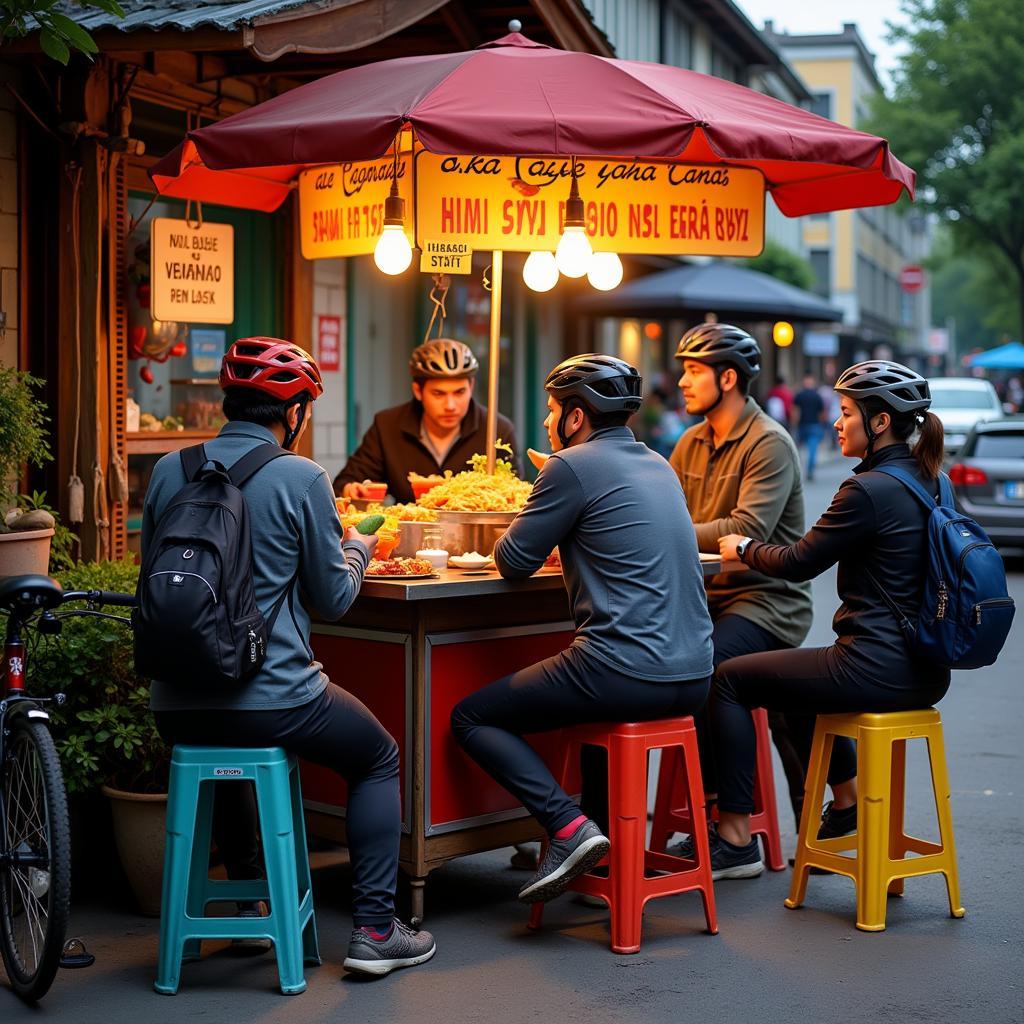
411, 479, 444, 500
363, 483, 388, 502
449, 553, 495, 570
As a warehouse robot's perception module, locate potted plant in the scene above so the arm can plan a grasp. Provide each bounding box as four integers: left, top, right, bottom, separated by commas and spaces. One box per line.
0, 367, 59, 574
30, 557, 171, 915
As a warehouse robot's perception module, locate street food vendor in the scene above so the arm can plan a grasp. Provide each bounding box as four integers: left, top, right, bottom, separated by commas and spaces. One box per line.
451, 354, 713, 905
333, 338, 521, 504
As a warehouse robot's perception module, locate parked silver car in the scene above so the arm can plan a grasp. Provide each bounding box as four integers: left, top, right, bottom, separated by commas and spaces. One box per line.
949, 417, 1024, 547
929, 377, 1003, 454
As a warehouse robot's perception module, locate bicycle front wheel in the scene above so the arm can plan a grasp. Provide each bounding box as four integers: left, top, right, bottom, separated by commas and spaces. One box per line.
0, 716, 71, 1001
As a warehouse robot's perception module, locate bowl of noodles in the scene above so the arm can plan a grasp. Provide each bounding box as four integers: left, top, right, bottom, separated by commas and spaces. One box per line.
414, 449, 532, 554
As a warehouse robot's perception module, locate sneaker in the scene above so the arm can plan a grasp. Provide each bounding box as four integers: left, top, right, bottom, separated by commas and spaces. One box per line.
343, 920, 436, 977
517, 819, 611, 904
817, 800, 857, 840
229, 900, 272, 956
668, 833, 695, 859
707, 826, 764, 880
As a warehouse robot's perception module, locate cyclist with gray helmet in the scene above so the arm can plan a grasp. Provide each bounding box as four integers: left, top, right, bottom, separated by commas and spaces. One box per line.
709, 360, 950, 878
451, 354, 713, 904
333, 338, 520, 504
670, 323, 812, 847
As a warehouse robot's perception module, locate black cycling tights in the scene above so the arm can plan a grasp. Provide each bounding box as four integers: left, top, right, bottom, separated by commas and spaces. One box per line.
156, 683, 400, 928
451, 646, 710, 835
711, 644, 949, 815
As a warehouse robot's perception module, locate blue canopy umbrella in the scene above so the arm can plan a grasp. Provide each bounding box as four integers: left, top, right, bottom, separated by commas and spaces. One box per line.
967, 342, 1024, 369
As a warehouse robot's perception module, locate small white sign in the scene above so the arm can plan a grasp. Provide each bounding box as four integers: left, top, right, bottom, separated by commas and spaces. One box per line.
150, 217, 234, 324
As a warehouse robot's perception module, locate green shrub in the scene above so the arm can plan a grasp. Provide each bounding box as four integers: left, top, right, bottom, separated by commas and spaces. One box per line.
20, 558, 169, 795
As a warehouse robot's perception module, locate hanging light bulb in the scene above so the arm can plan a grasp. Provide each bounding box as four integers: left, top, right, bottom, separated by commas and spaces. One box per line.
555, 158, 593, 278
373, 151, 412, 275
523, 251, 559, 292
587, 252, 623, 291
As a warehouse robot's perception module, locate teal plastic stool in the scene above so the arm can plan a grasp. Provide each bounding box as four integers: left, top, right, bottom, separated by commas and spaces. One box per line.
154, 746, 320, 995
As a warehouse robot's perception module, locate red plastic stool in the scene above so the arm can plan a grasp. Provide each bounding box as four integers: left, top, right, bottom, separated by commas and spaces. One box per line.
527, 718, 717, 954
651, 707, 785, 871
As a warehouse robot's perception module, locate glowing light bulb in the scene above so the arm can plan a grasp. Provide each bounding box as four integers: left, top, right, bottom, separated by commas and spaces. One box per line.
773, 321, 795, 347
523, 251, 559, 292
373, 224, 413, 275
587, 252, 623, 291
555, 225, 593, 278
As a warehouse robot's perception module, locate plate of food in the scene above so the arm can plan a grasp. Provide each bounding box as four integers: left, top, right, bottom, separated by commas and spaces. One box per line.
365, 557, 437, 579
449, 551, 495, 570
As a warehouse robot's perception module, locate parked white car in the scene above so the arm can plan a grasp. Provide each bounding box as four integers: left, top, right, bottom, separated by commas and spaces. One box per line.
927, 377, 1003, 454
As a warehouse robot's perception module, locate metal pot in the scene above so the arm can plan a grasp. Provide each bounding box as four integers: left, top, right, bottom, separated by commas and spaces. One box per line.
435, 510, 518, 556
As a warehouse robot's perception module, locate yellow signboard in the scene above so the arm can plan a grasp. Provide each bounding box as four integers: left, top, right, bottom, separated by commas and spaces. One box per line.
414, 154, 765, 257
419, 239, 473, 274
150, 218, 234, 324
299, 158, 413, 260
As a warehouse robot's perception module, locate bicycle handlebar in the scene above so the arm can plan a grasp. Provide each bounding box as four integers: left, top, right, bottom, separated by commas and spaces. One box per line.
60, 590, 137, 608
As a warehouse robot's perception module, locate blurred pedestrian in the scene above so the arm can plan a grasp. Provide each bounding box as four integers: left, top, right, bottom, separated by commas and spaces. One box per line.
794, 374, 826, 481
766, 375, 794, 430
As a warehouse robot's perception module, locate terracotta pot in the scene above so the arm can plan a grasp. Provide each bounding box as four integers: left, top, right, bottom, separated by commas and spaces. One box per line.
101, 785, 167, 917
0, 527, 53, 577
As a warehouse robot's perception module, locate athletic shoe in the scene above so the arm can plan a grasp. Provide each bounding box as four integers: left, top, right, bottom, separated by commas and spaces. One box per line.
706, 826, 763, 880
817, 800, 857, 839
343, 920, 436, 977
229, 900, 272, 956
668, 833, 696, 859
517, 819, 610, 904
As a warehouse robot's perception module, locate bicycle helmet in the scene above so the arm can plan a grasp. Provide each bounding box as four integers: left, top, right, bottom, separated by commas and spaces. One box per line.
409, 338, 480, 379
545, 354, 642, 446
833, 360, 931, 413
674, 323, 762, 380
834, 360, 931, 457
220, 337, 324, 403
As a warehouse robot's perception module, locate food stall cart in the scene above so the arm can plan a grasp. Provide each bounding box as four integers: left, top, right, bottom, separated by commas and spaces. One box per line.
147, 24, 915, 920
303, 559, 729, 921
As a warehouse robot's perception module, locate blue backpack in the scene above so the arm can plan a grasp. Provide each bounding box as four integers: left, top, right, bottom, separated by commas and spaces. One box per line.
866, 466, 1015, 670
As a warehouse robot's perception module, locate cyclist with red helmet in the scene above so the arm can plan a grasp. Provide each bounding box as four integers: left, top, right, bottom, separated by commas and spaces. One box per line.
451, 355, 713, 904
334, 338, 521, 504
143, 337, 436, 977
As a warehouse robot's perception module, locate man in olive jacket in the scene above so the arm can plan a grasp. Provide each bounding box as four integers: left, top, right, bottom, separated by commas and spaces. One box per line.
334, 338, 520, 504
670, 324, 813, 841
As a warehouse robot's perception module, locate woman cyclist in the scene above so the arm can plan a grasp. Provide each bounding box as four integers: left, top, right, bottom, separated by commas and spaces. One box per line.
704, 361, 950, 876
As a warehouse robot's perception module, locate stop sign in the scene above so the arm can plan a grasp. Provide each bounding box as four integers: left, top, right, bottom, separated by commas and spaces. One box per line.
900, 265, 925, 292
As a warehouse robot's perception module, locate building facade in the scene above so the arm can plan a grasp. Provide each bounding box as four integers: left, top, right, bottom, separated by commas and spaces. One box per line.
764, 20, 932, 366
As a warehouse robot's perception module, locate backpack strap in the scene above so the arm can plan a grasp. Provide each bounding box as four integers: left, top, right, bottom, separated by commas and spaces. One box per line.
863, 566, 917, 642
872, 465, 946, 509
179, 443, 209, 483
228, 443, 294, 488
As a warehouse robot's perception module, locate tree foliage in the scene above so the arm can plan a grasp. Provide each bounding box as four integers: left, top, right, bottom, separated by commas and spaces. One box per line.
0, 1, 125, 64
867, 0, 1024, 336
741, 239, 816, 292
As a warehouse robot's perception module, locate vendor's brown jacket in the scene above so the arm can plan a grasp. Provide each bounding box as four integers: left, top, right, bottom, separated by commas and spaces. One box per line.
333, 398, 521, 505
670, 397, 812, 648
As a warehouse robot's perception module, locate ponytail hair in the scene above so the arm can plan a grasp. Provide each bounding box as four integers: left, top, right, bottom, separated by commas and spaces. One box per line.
859, 398, 945, 479
912, 411, 945, 479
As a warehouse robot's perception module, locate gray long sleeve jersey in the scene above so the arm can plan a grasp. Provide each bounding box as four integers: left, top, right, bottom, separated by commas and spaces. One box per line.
142, 421, 369, 711
495, 426, 713, 682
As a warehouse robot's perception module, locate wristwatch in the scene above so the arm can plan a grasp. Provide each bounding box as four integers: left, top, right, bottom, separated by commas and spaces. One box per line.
736, 537, 753, 560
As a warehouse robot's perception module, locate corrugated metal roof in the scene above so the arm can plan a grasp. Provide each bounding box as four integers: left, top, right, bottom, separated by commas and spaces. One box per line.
59, 0, 323, 33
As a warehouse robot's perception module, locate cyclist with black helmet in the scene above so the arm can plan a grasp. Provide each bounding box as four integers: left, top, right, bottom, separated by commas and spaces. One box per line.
709, 360, 949, 877
451, 354, 714, 904
334, 338, 521, 503
670, 323, 813, 853
143, 338, 436, 977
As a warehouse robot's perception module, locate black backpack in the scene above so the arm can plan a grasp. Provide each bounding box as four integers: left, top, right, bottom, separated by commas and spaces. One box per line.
133, 442, 293, 687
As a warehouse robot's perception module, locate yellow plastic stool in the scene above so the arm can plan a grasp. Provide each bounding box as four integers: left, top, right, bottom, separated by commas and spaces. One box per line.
785, 709, 965, 932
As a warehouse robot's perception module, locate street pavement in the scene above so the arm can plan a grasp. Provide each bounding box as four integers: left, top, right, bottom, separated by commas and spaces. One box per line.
5, 451, 1022, 1023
